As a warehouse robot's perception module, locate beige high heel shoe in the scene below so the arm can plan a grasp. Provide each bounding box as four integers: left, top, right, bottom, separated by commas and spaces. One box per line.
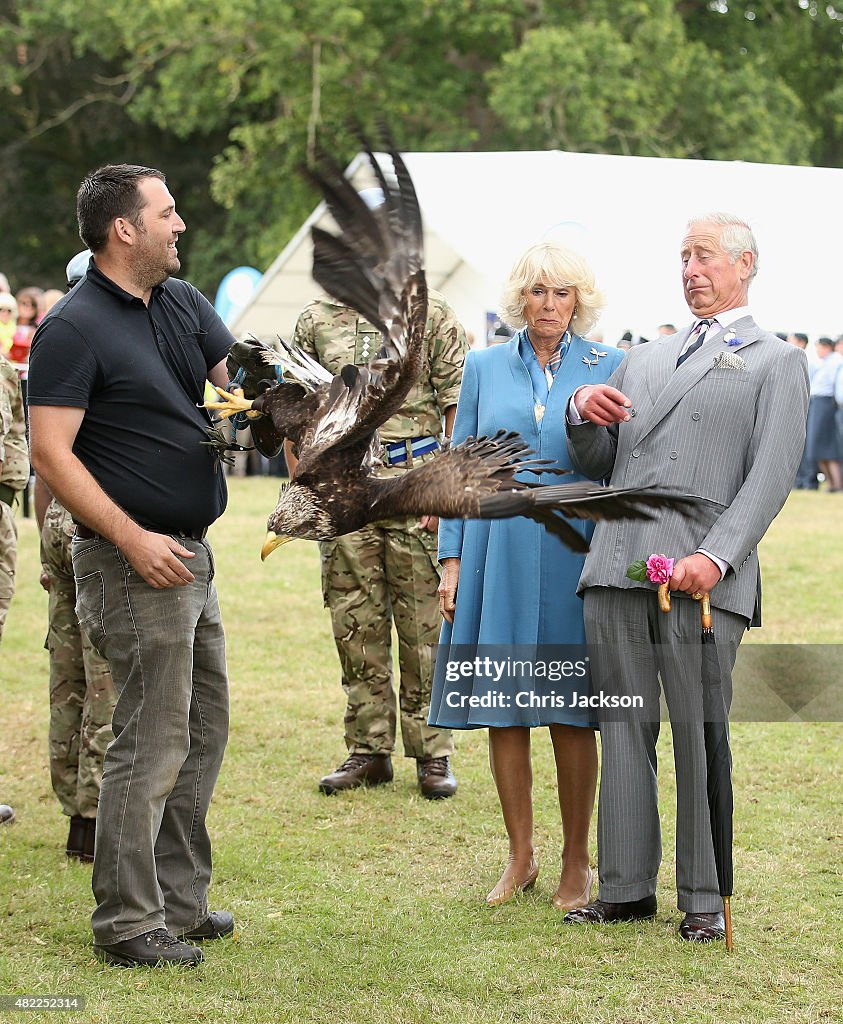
486, 860, 540, 907
552, 865, 594, 912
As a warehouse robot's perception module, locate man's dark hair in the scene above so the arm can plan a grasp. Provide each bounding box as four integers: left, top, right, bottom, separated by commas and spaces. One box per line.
792, 332, 809, 346
77, 164, 165, 252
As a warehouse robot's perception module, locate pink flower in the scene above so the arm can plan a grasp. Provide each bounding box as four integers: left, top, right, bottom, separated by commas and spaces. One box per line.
645, 553, 674, 584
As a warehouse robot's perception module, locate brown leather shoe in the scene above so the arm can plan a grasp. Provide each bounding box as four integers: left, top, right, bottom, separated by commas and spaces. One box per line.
416, 757, 457, 799
318, 753, 393, 794
679, 911, 725, 942
564, 894, 657, 925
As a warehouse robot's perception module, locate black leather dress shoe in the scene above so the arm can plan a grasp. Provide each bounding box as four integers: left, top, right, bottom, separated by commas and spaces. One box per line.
318, 754, 393, 794
679, 911, 725, 942
177, 911, 235, 942
94, 928, 203, 967
564, 895, 657, 925
416, 756, 457, 799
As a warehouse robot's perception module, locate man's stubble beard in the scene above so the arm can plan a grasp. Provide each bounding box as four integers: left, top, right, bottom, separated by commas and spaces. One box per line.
134, 245, 180, 292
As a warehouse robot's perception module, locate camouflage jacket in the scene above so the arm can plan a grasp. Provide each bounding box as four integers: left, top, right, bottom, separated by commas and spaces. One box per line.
0, 354, 28, 491
291, 290, 468, 443
0, 382, 10, 467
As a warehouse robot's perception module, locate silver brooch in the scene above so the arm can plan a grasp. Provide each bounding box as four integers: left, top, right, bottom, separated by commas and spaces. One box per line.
582, 347, 608, 371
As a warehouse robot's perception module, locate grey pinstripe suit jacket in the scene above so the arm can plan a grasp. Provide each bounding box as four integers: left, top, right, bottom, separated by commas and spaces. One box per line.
567, 317, 810, 623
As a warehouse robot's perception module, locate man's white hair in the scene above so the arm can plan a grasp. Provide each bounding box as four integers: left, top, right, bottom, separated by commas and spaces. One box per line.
687, 212, 759, 280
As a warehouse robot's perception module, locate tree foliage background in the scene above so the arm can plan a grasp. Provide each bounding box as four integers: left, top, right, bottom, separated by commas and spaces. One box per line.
2, 0, 842, 297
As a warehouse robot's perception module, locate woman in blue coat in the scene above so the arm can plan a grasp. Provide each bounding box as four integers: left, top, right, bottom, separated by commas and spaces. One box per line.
429, 243, 624, 909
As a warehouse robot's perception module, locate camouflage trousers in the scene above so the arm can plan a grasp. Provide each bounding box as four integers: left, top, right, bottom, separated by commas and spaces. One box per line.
41, 501, 116, 818
0, 501, 16, 643
320, 512, 454, 760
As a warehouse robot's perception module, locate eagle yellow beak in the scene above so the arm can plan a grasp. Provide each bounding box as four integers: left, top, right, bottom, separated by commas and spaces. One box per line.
261, 531, 294, 561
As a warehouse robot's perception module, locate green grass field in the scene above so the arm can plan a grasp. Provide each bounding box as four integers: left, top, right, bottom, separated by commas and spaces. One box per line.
0, 480, 840, 1024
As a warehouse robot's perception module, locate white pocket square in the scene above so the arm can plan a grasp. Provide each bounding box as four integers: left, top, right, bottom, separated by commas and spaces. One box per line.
712, 351, 746, 371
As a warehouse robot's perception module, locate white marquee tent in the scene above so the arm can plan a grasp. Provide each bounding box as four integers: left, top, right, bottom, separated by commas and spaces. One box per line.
229, 149, 843, 346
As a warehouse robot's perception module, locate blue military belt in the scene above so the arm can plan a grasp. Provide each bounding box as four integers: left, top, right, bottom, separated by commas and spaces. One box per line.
384, 435, 440, 466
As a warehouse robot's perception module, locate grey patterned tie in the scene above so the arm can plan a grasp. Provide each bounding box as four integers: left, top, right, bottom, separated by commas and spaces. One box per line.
676, 318, 714, 367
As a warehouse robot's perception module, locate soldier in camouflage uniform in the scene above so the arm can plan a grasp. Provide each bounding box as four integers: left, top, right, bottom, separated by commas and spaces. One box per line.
0, 352, 28, 825
0, 353, 28, 642
290, 291, 467, 798
36, 484, 116, 861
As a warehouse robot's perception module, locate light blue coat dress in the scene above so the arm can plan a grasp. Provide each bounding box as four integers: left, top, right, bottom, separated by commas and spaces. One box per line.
428, 330, 624, 728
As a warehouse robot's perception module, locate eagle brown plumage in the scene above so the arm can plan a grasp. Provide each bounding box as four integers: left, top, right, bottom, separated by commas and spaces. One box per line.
208, 131, 695, 557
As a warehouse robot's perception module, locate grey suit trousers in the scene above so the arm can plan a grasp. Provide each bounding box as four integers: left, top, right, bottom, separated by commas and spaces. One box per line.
584, 586, 747, 913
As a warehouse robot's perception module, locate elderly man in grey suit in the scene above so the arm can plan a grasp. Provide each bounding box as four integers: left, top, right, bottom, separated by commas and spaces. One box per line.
563, 213, 809, 942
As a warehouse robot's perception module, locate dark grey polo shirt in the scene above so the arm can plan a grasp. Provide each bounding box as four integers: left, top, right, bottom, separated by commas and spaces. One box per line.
28, 260, 234, 531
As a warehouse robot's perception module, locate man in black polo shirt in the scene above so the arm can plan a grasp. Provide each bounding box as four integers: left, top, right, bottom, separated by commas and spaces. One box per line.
29, 164, 235, 968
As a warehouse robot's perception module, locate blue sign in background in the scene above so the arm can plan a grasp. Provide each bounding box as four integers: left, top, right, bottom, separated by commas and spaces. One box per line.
213, 266, 262, 327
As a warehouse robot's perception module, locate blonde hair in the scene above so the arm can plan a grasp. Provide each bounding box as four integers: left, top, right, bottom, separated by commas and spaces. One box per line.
500, 242, 604, 336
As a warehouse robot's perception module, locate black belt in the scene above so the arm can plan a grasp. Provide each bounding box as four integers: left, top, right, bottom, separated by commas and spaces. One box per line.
75, 524, 208, 541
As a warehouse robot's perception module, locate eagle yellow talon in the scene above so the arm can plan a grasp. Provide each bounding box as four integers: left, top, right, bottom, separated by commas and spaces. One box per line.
204, 386, 258, 420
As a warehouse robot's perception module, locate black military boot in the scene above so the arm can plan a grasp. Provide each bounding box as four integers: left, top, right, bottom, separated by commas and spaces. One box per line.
81, 816, 96, 863
94, 929, 203, 968
66, 815, 88, 860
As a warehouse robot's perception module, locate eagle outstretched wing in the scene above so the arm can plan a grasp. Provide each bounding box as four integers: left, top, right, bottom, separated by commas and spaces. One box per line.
366, 431, 691, 554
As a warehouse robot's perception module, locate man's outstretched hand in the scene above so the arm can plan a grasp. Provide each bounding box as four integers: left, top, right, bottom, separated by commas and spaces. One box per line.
574, 385, 634, 426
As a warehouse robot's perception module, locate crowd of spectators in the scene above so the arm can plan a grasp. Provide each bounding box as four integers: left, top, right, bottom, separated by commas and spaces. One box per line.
785, 333, 843, 492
